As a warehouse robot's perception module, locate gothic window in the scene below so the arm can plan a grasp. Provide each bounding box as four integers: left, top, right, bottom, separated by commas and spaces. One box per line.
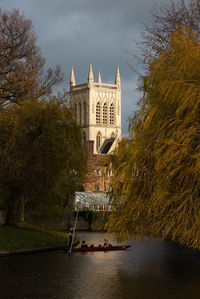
74, 104, 77, 122
110, 103, 114, 124
103, 102, 107, 124
79, 103, 82, 125
84, 102, 86, 125
96, 102, 100, 124
96, 132, 101, 151
95, 184, 100, 191
111, 132, 115, 139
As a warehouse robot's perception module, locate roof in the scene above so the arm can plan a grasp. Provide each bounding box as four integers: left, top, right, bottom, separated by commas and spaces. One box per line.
75, 191, 112, 211
99, 138, 115, 154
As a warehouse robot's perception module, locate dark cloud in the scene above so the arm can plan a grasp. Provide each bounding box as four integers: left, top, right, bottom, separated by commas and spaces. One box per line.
1, 0, 166, 134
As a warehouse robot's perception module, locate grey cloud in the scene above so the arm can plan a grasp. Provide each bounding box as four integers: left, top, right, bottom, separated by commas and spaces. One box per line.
2, 0, 167, 134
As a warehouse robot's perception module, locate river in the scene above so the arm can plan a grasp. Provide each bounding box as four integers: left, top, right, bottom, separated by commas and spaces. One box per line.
1, 232, 200, 299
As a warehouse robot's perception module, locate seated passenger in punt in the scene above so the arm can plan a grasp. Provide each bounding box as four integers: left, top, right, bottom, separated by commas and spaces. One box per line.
81, 240, 88, 248
103, 239, 112, 248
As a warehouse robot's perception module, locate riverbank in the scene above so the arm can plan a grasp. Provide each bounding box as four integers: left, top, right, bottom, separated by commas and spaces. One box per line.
0, 224, 69, 253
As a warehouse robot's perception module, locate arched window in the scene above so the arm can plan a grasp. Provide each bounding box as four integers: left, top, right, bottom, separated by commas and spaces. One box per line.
103, 103, 107, 124
96, 102, 100, 124
84, 102, 86, 125
95, 184, 100, 191
96, 168, 101, 176
74, 104, 77, 122
79, 103, 82, 125
110, 103, 114, 124
96, 132, 101, 150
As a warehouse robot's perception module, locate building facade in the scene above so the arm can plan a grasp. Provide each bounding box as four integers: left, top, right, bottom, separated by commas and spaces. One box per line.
69, 64, 121, 154
69, 65, 121, 191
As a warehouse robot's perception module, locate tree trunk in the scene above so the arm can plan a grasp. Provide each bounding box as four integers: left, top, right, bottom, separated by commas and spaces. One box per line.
6, 194, 24, 226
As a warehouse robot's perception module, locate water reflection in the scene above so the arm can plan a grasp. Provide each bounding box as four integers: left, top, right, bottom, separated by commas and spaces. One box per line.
0, 232, 200, 298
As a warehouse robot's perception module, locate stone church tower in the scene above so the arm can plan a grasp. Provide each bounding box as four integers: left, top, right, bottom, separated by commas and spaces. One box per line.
69, 64, 121, 154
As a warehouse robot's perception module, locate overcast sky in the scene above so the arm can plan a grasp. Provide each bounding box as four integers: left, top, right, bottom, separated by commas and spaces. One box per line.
2, 0, 166, 135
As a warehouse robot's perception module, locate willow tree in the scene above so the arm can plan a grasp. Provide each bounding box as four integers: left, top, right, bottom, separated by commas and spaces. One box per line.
107, 28, 200, 249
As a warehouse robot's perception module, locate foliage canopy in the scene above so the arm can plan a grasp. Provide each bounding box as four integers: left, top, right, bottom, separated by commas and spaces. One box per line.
0, 100, 86, 226
0, 7, 85, 226
106, 28, 200, 249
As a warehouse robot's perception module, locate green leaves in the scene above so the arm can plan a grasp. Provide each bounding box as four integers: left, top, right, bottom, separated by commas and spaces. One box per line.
0, 99, 86, 225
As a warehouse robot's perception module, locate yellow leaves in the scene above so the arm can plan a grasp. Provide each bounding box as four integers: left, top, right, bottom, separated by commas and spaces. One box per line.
106, 28, 200, 249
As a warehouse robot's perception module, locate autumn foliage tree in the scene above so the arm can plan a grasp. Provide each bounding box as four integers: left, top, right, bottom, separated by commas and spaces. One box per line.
0, 100, 86, 226
106, 28, 200, 249
0, 8, 62, 109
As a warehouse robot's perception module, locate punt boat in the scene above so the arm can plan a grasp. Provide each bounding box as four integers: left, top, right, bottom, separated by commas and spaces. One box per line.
71, 245, 131, 252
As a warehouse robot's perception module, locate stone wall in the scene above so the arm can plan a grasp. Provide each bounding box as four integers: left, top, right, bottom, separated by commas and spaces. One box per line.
84, 140, 111, 192
69, 211, 107, 231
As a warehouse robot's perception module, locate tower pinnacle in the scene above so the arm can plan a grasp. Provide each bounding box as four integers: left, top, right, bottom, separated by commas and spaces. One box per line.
97, 70, 102, 83
115, 65, 121, 88
70, 66, 76, 87
88, 64, 94, 83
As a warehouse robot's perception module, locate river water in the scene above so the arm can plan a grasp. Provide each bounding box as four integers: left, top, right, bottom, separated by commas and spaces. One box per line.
1, 232, 200, 299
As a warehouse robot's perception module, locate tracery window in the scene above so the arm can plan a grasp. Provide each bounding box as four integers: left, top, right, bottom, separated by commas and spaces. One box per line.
84, 102, 86, 125
110, 103, 114, 124
79, 103, 82, 125
96, 132, 101, 150
96, 102, 100, 124
103, 102, 107, 124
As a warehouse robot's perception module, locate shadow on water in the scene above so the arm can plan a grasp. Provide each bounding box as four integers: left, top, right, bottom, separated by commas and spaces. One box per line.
1, 232, 200, 299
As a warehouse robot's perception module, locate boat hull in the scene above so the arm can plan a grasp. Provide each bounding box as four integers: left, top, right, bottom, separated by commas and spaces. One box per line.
71, 245, 131, 253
